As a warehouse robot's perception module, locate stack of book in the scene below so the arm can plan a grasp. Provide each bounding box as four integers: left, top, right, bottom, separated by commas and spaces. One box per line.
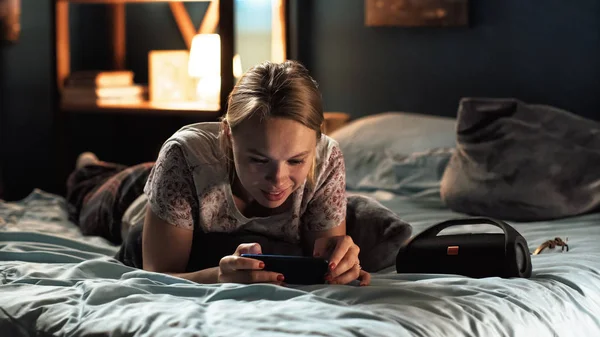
62, 70, 147, 106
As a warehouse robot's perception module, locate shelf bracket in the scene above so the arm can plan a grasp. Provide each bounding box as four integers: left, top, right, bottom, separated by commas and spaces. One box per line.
198, 0, 219, 34
55, 1, 70, 90
170, 0, 219, 50
109, 4, 126, 69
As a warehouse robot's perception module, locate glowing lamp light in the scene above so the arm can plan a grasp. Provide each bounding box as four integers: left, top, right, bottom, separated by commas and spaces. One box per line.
188, 34, 221, 109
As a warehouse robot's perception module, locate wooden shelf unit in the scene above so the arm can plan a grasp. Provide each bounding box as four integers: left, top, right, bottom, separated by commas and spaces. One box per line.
60, 100, 223, 116
56, 0, 213, 3
54, 0, 234, 115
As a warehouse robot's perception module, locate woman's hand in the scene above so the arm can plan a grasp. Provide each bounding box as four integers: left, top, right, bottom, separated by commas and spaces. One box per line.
218, 243, 285, 285
313, 235, 371, 286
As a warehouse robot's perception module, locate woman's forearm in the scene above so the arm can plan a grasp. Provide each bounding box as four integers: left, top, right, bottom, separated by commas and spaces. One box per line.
167, 267, 220, 284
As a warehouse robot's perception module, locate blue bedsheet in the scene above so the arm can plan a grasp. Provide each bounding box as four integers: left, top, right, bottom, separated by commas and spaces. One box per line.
2, 189, 600, 336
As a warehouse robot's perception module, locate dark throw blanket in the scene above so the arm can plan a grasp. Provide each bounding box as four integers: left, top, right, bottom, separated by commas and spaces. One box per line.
440, 97, 600, 221
116, 194, 412, 273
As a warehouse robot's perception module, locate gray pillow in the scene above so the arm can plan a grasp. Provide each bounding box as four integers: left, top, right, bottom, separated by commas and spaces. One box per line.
345, 194, 412, 272
440, 97, 600, 221
348, 147, 454, 199
329, 112, 457, 191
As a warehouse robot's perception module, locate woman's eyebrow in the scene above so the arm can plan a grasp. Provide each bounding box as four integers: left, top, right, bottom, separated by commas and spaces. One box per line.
246, 149, 309, 159
290, 151, 309, 159
247, 149, 268, 157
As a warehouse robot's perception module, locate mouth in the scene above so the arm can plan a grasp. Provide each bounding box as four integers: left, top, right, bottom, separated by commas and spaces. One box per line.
261, 188, 289, 202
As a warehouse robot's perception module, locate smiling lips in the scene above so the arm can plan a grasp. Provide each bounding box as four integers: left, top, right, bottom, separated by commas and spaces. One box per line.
261, 188, 289, 201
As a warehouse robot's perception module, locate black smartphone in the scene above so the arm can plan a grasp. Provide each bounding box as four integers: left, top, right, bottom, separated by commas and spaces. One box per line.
240, 254, 330, 285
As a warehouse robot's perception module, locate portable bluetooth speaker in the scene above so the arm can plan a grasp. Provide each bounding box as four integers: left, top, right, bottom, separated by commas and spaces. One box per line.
396, 217, 532, 278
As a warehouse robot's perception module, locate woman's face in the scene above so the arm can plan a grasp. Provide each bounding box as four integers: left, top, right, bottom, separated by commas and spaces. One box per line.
230, 116, 317, 209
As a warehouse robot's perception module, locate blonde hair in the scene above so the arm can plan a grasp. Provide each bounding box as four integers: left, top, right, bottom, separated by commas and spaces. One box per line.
220, 60, 324, 187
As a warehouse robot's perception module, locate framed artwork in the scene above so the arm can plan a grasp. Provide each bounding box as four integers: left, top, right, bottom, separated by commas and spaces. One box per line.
365, 0, 468, 27
0, 0, 20, 42
148, 50, 194, 102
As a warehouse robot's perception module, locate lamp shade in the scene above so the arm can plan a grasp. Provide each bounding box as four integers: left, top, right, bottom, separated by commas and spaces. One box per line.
188, 34, 221, 78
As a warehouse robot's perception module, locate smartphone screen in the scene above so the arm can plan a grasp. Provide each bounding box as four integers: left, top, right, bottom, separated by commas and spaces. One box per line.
241, 254, 329, 285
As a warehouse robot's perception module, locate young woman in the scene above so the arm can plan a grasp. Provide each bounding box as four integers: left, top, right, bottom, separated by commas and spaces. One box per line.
67, 60, 370, 286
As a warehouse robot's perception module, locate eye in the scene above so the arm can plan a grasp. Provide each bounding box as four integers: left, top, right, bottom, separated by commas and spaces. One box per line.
288, 159, 305, 166
249, 157, 268, 164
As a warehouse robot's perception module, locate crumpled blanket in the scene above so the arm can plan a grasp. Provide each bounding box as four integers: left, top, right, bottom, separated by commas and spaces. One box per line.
117, 194, 412, 273
441, 97, 600, 221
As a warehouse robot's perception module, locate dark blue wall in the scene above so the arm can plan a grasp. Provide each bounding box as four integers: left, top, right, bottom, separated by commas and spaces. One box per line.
295, 0, 600, 120
0, 0, 56, 200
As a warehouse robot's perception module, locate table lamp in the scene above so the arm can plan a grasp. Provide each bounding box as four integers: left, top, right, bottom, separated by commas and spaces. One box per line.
188, 34, 221, 109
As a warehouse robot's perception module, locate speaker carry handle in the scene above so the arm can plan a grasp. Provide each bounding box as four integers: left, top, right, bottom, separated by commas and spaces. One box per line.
416, 217, 521, 254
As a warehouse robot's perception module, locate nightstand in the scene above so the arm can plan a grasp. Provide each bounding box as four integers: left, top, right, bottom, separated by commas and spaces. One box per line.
323, 112, 350, 135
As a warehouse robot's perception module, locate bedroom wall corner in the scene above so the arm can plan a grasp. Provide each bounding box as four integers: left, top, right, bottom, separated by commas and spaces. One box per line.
1, 35, 4, 200
0, 42, 4, 200
0, 0, 56, 201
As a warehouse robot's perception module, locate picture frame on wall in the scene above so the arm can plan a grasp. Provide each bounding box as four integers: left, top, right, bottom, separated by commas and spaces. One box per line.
0, 0, 20, 42
148, 50, 194, 102
365, 0, 468, 27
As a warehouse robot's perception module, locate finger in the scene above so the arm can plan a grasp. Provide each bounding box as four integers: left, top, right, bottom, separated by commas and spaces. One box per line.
328, 245, 360, 278
235, 243, 263, 256
221, 256, 265, 272
244, 270, 284, 284
328, 236, 355, 271
330, 263, 361, 285
312, 237, 335, 258
358, 270, 371, 286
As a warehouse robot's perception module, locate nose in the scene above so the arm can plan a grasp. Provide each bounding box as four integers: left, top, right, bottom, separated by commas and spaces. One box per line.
265, 162, 288, 187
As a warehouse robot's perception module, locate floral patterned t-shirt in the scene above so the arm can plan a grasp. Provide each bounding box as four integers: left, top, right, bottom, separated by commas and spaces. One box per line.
142, 122, 347, 244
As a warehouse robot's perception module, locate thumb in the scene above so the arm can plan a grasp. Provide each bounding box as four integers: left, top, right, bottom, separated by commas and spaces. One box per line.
236, 243, 262, 256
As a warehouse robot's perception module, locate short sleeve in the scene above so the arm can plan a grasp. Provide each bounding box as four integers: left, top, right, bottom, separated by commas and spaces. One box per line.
302, 145, 347, 232
144, 142, 197, 230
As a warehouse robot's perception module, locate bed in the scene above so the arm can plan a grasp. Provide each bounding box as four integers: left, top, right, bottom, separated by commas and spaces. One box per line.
2, 108, 600, 337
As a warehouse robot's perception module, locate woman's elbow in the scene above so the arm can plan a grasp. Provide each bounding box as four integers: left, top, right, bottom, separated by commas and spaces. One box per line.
141, 207, 193, 273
